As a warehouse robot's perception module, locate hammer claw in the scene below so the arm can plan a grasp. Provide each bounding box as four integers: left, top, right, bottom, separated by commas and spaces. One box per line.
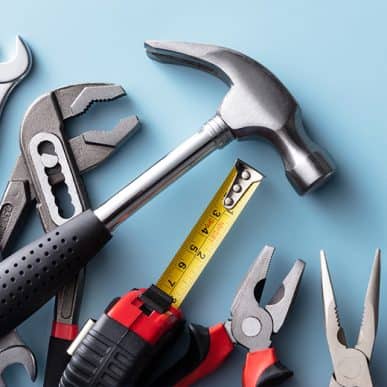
145, 41, 234, 84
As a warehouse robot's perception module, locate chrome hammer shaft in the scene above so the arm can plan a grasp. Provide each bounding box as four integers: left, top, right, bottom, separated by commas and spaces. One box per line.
95, 116, 232, 230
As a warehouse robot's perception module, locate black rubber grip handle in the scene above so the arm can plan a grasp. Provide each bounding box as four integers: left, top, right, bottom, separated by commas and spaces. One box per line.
60, 313, 184, 387
0, 210, 111, 336
257, 362, 293, 387
152, 323, 210, 386
44, 337, 72, 387
60, 314, 152, 387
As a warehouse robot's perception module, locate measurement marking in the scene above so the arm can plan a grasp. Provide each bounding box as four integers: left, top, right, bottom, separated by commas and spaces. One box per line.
157, 162, 263, 307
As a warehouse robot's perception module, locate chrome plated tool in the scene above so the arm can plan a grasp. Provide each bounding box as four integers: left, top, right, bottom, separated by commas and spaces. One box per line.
0, 36, 31, 119
320, 250, 381, 387
0, 35, 33, 386
144, 41, 335, 196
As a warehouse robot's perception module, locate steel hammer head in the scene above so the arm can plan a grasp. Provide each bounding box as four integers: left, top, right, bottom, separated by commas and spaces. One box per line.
145, 41, 335, 194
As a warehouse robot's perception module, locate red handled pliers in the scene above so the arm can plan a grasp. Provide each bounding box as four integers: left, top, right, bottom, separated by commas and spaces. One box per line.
155, 245, 305, 387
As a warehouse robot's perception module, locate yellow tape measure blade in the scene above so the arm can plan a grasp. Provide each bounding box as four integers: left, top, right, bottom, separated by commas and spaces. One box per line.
157, 159, 264, 307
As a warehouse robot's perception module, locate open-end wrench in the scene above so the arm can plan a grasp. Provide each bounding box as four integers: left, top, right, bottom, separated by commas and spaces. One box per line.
0, 331, 36, 386
0, 84, 138, 385
0, 36, 32, 118
0, 41, 335, 341
0, 35, 34, 386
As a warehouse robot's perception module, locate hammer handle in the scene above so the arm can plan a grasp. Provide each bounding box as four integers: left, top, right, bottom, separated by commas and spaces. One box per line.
0, 210, 111, 336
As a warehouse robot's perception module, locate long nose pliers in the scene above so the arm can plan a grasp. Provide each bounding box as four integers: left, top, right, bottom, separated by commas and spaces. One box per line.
320, 249, 381, 387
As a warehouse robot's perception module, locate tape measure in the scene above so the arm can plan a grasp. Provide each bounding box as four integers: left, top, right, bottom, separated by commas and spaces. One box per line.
157, 159, 264, 307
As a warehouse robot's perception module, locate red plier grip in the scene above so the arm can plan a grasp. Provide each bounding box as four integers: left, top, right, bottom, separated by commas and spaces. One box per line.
44, 322, 79, 387
156, 325, 293, 387
243, 348, 293, 387
174, 323, 234, 387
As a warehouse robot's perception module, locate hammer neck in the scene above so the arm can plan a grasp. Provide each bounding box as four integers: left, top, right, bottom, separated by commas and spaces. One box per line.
94, 115, 232, 231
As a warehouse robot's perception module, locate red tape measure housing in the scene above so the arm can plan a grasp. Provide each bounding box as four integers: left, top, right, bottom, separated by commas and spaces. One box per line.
108, 288, 183, 344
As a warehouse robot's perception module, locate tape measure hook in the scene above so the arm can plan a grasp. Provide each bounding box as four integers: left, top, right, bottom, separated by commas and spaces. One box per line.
224, 159, 264, 209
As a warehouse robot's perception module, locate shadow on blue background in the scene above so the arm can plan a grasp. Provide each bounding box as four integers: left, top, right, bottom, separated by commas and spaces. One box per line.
0, 1, 386, 386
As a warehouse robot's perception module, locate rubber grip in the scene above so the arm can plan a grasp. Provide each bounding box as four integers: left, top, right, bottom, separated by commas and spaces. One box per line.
60, 314, 156, 387
154, 323, 234, 387
0, 210, 111, 336
243, 348, 292, 387
44, 337, 72, 387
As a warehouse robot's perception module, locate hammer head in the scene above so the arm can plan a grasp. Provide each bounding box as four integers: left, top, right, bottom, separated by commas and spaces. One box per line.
145, 41, 335, 194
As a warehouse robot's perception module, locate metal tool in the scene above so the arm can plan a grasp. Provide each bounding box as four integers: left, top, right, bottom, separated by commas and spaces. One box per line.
24, 84, 138, 387
0, 35, 34, 386
0, 84, 139, 386
144, 41, 335, 196
0, 331, 36, 386
320, 250, 380, 387
59, 159, 264, 387
0, 41, 332, 337
0, 36, 32, 119
151, 246, 305, 387
0, 115, 138, 252
157, 159, 264, 306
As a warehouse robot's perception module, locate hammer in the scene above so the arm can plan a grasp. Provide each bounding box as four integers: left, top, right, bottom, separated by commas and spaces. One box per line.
0, 42, 335, 336
144, 41, 335, 196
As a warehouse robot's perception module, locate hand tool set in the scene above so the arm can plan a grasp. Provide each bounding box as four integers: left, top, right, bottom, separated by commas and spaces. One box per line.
0, 35, 382, 387
60, 159, 264, 386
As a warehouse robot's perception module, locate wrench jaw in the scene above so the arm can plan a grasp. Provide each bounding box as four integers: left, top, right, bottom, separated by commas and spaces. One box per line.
0, 331, 37, 386
0, 36, 32, 118
0, 36, 32, 83
0, 347, 37, 386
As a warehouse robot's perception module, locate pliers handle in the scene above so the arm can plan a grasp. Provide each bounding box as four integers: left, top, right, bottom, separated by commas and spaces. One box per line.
157, 323, 291, 387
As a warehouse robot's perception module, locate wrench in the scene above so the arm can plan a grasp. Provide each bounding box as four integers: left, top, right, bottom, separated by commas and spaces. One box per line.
0, 331, 36, 386
0, 35, 34, 386
0, 84, 138, 385
0, 36, 32, 118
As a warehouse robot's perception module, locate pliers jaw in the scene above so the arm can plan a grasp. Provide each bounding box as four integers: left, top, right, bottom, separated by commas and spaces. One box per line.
321, 249, 381, 387
230, 245, 305, 351
21, 83, 126, 138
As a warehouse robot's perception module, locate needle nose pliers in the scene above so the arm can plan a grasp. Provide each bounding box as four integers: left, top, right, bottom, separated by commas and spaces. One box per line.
320, 249, 381, 387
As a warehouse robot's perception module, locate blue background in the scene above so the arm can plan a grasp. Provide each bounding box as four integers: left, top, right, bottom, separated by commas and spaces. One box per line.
0, 1, 386, 386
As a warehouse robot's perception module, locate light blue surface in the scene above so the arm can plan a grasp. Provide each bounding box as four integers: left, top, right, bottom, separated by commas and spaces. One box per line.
0, 1, 386, 386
